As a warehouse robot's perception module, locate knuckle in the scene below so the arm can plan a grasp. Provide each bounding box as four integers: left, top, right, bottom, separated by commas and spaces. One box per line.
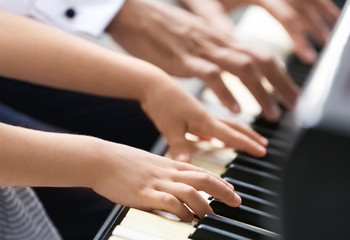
182, 185, 197, 197
260, 54, 275, 67
162, 194, 178, 206
237, 55, 255, 74
198, 113, 215, 131
203, 66, 221, 82
198, 172, 214, 184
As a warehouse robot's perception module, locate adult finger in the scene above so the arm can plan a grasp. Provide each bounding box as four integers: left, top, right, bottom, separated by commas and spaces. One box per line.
200, 46, 281, 120
297, 2, 330, 44
260, 0, 317, 63
183, 55, 241, 113
309, 0, 341, 25
233, 43, 300, 109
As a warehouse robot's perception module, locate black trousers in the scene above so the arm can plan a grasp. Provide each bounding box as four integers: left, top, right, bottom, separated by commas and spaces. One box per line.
0, 77, 159, 240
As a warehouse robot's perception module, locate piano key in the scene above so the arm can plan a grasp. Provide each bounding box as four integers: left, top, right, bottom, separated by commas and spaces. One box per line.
252, 117, 281, 131
112, 225, 166, 240
209, 199, 280, 233
212, 191, 279, 215
223, 163, 281, 191
190, 224, 251, 240
285, 54, 312, 87
109, 236, 128, 240
196, 214, 279, 240
235, 148, 286, 168
235, 192, 279, 216
266, 138, 290, 152
224, 177, 279, 204
233, 154, 281, 176
114, 209, 194, 240
253, 125, 292, 141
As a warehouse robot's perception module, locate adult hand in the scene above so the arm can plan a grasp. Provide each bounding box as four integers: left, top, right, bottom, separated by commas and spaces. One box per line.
140, 77, 267, 162
107, 0, 299, 121
92, 142, 241, 221
180, 0, 341, 63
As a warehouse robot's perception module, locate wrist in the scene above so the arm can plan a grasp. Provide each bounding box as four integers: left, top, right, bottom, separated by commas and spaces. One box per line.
74, 137, 112, 189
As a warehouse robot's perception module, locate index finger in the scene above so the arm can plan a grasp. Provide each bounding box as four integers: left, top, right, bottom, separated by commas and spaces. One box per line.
234, 44, 300, 109
193, 117, 267, 157
313, 0, 341, 26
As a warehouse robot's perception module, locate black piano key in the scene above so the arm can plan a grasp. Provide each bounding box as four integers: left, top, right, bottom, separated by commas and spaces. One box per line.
210, 199, 280, 233
261, 148, 287, 167
286, 54, 313, 87
253, 125, 292, 141
197, 214, 279, 240
233, 154, 281, 176
190, 224, 251, 240
236, 192, 279, 216
253, 117, 281, 131
266, 138, 290, 152
212, 193, 278, 218
332, 0, 346, 8
223, 163, 280, 192
252, 114, 293, 132
235, 148, 286, 168
224, 177, 279, 203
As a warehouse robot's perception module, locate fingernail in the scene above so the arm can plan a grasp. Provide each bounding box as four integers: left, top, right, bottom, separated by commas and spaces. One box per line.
260, 137, 269, 146
174, 153, 190, 162
231, 104, 240, 113
268, 104, 281, 121
234, 192, 242, 206
228, 183, 234, 191
184, 212, 194, 222
257, 145, 266, 156
304, 50, 317, 63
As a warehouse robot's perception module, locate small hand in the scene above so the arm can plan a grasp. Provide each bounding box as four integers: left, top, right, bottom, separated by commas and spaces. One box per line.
92, 143, 242, 221
140, 80, 267, 162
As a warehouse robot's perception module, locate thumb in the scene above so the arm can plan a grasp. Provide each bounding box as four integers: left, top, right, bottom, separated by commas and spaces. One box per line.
168, 140, 193, 163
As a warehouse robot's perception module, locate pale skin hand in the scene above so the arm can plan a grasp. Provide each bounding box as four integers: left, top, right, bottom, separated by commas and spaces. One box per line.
0, 10, 266, 161
0, 123, 241, 221
180, 0, 341, 63
141, 79, 267, 162
107, 0, 300, 122
94, 141, 242, 221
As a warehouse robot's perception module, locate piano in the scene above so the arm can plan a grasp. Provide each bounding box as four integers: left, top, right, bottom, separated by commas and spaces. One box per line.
95, 0, 350, 239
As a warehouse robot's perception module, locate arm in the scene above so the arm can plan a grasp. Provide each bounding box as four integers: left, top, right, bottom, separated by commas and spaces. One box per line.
0, 10, 267, 159
0, 122, 241, 221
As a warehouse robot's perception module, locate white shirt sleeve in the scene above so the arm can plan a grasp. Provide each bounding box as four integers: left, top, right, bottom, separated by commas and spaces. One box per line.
0, 0, 126, 37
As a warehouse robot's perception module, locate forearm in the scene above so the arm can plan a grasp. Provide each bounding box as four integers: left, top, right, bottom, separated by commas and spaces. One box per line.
0, 10, 174, 102
0, 122, 104, 188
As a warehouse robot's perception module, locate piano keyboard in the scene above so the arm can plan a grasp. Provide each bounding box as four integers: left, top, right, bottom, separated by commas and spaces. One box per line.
100, 107, 297, 240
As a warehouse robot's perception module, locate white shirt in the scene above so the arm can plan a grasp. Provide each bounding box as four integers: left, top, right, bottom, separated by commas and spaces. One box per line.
0, 0, 126, 37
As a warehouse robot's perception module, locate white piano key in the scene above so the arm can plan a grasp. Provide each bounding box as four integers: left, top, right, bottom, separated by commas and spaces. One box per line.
115, 209, 195, 240
112, 225, 167, 240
